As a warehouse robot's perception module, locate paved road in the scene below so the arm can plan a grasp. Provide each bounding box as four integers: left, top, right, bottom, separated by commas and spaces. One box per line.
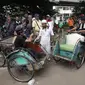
0, 60, 85, 85
0, 37, 85, 85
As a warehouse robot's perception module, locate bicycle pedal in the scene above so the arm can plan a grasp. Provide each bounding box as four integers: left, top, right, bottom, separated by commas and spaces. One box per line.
27, 64, 33, 71
40, 61, 45, 66
34, 63, 40, 70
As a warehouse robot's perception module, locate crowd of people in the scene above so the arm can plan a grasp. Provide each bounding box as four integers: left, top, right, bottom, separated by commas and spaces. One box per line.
67, 14, 85, 38
1, 13, 54, 54
1, 12, 85, 55
0, 13, 55, 37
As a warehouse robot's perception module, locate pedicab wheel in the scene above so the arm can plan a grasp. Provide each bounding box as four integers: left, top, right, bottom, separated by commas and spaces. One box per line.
0, 51, 6, 67
75, 52, 85, 69
7, 55, 34, 82
53, 56, 61, 63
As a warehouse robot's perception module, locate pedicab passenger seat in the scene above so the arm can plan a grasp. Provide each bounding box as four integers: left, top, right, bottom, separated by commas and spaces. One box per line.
60, 44, 74, 52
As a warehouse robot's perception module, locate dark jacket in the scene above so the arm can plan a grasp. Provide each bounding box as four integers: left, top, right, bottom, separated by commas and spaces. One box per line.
14, 35, 26, 48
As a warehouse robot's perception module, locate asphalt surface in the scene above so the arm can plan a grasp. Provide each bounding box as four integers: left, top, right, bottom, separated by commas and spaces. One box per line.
0, 61, 85, 85
0, 37, 85, 85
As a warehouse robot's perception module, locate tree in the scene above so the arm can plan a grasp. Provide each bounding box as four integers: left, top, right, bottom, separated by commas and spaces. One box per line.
0, 0, 56, 16
73, 1, 85, 16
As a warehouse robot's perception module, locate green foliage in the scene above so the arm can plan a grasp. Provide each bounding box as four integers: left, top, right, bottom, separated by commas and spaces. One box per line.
0, 0, 56, 16
73, 1, 85, 15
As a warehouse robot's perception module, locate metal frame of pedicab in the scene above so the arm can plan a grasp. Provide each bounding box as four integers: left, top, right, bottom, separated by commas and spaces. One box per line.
53, 32, 85, 69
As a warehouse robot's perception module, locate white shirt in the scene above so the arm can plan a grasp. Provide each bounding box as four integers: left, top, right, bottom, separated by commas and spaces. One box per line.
39, 28, 54, 45
79, 23, 85, 30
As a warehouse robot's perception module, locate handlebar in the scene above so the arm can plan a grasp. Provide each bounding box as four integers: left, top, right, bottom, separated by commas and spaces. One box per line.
68, 31, 79, 33
33, 39, 40, 44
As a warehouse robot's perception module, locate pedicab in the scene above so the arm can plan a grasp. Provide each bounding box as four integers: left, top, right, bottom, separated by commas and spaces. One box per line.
0, 36, 36, 82
53, 31, 85, 69
6, 38, 50, 82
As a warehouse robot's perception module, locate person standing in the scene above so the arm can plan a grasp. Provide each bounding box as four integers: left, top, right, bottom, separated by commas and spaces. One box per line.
32, 14, 42, 36
3, 15, 15, 37
58, 18, 64, 33
35, 20, 54, 54
15, 16, 21, 27
46, 15, 54, 30
25, 14, 33, 37
68, 17, 74, 30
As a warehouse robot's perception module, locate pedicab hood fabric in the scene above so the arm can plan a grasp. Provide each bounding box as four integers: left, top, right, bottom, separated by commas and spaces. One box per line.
66, 33, 84, 45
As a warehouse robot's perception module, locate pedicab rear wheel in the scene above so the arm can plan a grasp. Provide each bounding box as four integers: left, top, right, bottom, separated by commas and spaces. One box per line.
75, 52, 85, 69
7, 55, 34, 82
53, 56, 61, 63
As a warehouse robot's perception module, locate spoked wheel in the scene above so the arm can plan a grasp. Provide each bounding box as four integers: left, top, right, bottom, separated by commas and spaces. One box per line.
53, 56, 61, 63
0, 51, 6, 67
75, 52, 85, 69
7, 55, 34, 82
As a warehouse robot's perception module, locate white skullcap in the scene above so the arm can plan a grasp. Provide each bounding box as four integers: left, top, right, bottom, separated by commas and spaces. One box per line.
32, 18, 35, 21
42, 20, 47, 23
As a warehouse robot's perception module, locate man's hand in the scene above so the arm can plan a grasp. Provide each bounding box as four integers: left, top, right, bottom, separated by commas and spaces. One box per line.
67, 27, 77, 33
30, 33, 34, 37
25, 38, 32, 42
25, 33, 34, 42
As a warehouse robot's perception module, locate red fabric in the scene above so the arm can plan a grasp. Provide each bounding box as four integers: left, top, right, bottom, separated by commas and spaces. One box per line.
25, 42, 43, 53
56, 25, 58, 29
47, 19, 52, 22
81, 14, 84, 16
